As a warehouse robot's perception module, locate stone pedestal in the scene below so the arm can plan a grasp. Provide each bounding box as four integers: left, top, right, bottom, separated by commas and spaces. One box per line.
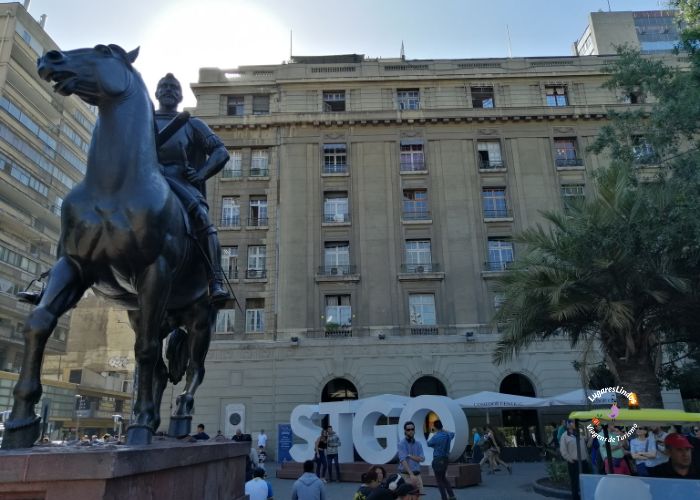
0, 438, 248, 500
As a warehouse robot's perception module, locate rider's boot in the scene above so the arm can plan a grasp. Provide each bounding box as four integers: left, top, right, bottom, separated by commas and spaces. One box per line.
203, 230, 231, 304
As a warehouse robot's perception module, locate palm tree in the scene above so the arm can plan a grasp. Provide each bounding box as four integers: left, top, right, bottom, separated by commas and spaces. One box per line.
492, 166, 689, 408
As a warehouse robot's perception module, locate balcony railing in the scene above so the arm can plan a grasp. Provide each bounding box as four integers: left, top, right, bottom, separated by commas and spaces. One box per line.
401, 263, 440, 273
323, 163, 348, 174
484, 260, 513, 272
402, 210, 431, 221
479, 159, 505, 169
222, 168, 243, 179
400, 161, 426, 172
247, 217, 269, 227
483, 208, 513, 219
249, 167, 269, 177
317, 265, 357, 276
323, 212, 351, 223
245, 269, 267, 279
410, 326, 439, 335
555, 158, 584, 167
324, 326, 353, 338
220, 216, 241, 228
224, 268, 238, 280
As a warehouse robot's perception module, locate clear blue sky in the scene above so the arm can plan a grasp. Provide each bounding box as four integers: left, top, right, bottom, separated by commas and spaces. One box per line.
25, 0, 668, 106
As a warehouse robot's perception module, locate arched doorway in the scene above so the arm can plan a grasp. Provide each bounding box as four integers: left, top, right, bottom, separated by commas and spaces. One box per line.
410, 376, 447, 437
499, 373, 540, 446
321, 378, 358, 403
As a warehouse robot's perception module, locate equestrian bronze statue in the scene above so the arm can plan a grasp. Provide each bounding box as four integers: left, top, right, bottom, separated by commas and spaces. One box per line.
1, 44, 230, 449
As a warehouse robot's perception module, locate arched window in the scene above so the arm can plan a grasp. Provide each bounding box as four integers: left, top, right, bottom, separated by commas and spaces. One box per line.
410, 375, 447, 397
499, 373, 536, 397
321, 378, 358, 403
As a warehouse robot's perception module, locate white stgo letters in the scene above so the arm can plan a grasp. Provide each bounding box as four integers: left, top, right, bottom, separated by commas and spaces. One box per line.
289, 395, 469, 464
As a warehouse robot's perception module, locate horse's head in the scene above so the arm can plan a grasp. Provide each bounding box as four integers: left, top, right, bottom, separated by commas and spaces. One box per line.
37, 44, 140, 105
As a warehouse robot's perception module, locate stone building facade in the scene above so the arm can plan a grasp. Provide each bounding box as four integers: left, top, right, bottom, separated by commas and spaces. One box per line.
159, 51, 683, 451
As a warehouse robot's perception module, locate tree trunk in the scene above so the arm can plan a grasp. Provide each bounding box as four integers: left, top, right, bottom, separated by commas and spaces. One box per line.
613, 357, 664, 408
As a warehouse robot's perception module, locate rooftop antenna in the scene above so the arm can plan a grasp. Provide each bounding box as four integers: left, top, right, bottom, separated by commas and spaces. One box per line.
400, 40, 405, 60
607, 0, 612, 12
289, 29, 293, 60
506, 24, 513, 58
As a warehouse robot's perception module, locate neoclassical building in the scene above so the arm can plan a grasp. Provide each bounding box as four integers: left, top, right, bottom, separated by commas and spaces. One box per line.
157, 50, 684, 451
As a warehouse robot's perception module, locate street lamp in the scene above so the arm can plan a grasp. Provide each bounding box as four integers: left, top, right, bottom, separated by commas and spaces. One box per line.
74, 394, 82, 441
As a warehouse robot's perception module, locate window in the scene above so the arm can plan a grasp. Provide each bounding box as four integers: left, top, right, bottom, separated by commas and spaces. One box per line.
403, 189, 429, 219
251, 149, 269, 176
215, 309, 235, 333
0, 243, 38, 274
482, 187, 509, 218
545, 86, 568, 106
247, 245, 266, 278
561, 184, 585, 209
245, 298, 265, 332
223, 150, 243, 178
624, 91, 645, 104
221, 246, 238, 279
323, 91, 346, 112
399, 142, 425, 172
494, 292, 506, 310
0, 277, 18, 296
477, 141, 504, 169
323, 143, 347, 174
10, 164, 49, 197
221, 197, 240, 227
252, 95, 270, 115
471, 86, 495, 108
248, 196, 268, 226
324, 242, 350, 273
397, 89, 420, 110
324, 192, 349, 223
632, 136, 657, 164
554, 138, 582, 167
409, 294, 436, 325
325, 295, 351, 326
487, 238, 514, 271
405, 240, 432, 272
227, 95, 244, 116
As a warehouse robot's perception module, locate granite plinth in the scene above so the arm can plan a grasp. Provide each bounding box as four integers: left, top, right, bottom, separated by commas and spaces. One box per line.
0, 438, 248, 500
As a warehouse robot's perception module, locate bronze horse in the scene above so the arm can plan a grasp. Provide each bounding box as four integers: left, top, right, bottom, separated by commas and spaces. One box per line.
2, 44, 218, 448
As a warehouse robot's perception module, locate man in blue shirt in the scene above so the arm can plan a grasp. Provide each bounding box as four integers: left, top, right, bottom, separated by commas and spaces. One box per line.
397, 421, 424, 498
427, 420, 456, 500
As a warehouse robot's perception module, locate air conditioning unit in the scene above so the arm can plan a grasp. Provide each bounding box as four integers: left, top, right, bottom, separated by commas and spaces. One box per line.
224, 403, 246, 438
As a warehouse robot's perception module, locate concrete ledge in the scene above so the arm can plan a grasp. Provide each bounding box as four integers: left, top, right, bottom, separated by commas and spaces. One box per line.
532, 477, 572, 499
0, 439, 248, 500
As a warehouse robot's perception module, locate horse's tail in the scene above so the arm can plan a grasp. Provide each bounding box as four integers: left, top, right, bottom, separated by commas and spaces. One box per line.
166, 327, 189, 384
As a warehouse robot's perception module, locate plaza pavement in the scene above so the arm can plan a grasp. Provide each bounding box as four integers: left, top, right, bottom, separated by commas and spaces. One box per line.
265, 461, 549, 499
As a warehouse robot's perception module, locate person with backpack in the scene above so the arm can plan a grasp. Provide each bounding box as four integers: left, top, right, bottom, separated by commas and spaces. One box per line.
427, 420, 456, 500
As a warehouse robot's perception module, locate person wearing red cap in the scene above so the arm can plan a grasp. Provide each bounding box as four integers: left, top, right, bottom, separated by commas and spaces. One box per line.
648, 433, 700, 479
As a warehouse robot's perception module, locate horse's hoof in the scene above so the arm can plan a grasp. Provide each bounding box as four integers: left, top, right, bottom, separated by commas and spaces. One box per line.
1, 415, 41, 449
126, 424, 153, 445
168, 415, 192, 438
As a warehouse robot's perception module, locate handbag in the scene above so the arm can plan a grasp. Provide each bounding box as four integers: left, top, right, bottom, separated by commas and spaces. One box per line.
432, 456, 449, 473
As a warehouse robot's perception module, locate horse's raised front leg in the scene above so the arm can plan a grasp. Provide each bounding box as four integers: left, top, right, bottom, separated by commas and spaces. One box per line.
127, 256, 171, 445
169, 297, 214, 437
2, 257, 89, 449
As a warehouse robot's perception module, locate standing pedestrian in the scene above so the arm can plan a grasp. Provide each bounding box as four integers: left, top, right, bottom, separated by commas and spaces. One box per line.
427, 420, 456, 500
258, 429, 268, 450
314, 429, 328, 480
292, 459, 327, 500
326, 425, 342, 482
245, 467, 274, 500
397, 421, 424, 499
559, 420, 591, 500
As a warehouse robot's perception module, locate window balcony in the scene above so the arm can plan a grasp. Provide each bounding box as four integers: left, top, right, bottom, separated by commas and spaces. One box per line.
323, 213, 351, 224
222, 169, 243, 179
479, 159, 505, 170
247, 217, 269, 228
409, 326, 439, 336
402, 210, 431, 222
245, 269, 267, 279
400, 263, 440, 273
484, 260, 513, 272
483, 208, 513, 220
249, 168, 269, 177
400, 161, 427, 173
317, 265, 357, 276
555, 158, 584, 168
324, 326, 353, 338
223, 268, 238, 280
323, 164, 348, 175
220, 216, 241, 229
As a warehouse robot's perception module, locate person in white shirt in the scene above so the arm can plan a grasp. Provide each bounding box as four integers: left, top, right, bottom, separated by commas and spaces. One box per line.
648, 426, 669, 467
258, 429, 268, 449
629, 427, 656, 476
245, 467, 273, 500
559, 421, 591, 500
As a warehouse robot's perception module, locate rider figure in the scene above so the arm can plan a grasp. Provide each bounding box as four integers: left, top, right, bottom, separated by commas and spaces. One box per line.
154, 73, 231, 304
